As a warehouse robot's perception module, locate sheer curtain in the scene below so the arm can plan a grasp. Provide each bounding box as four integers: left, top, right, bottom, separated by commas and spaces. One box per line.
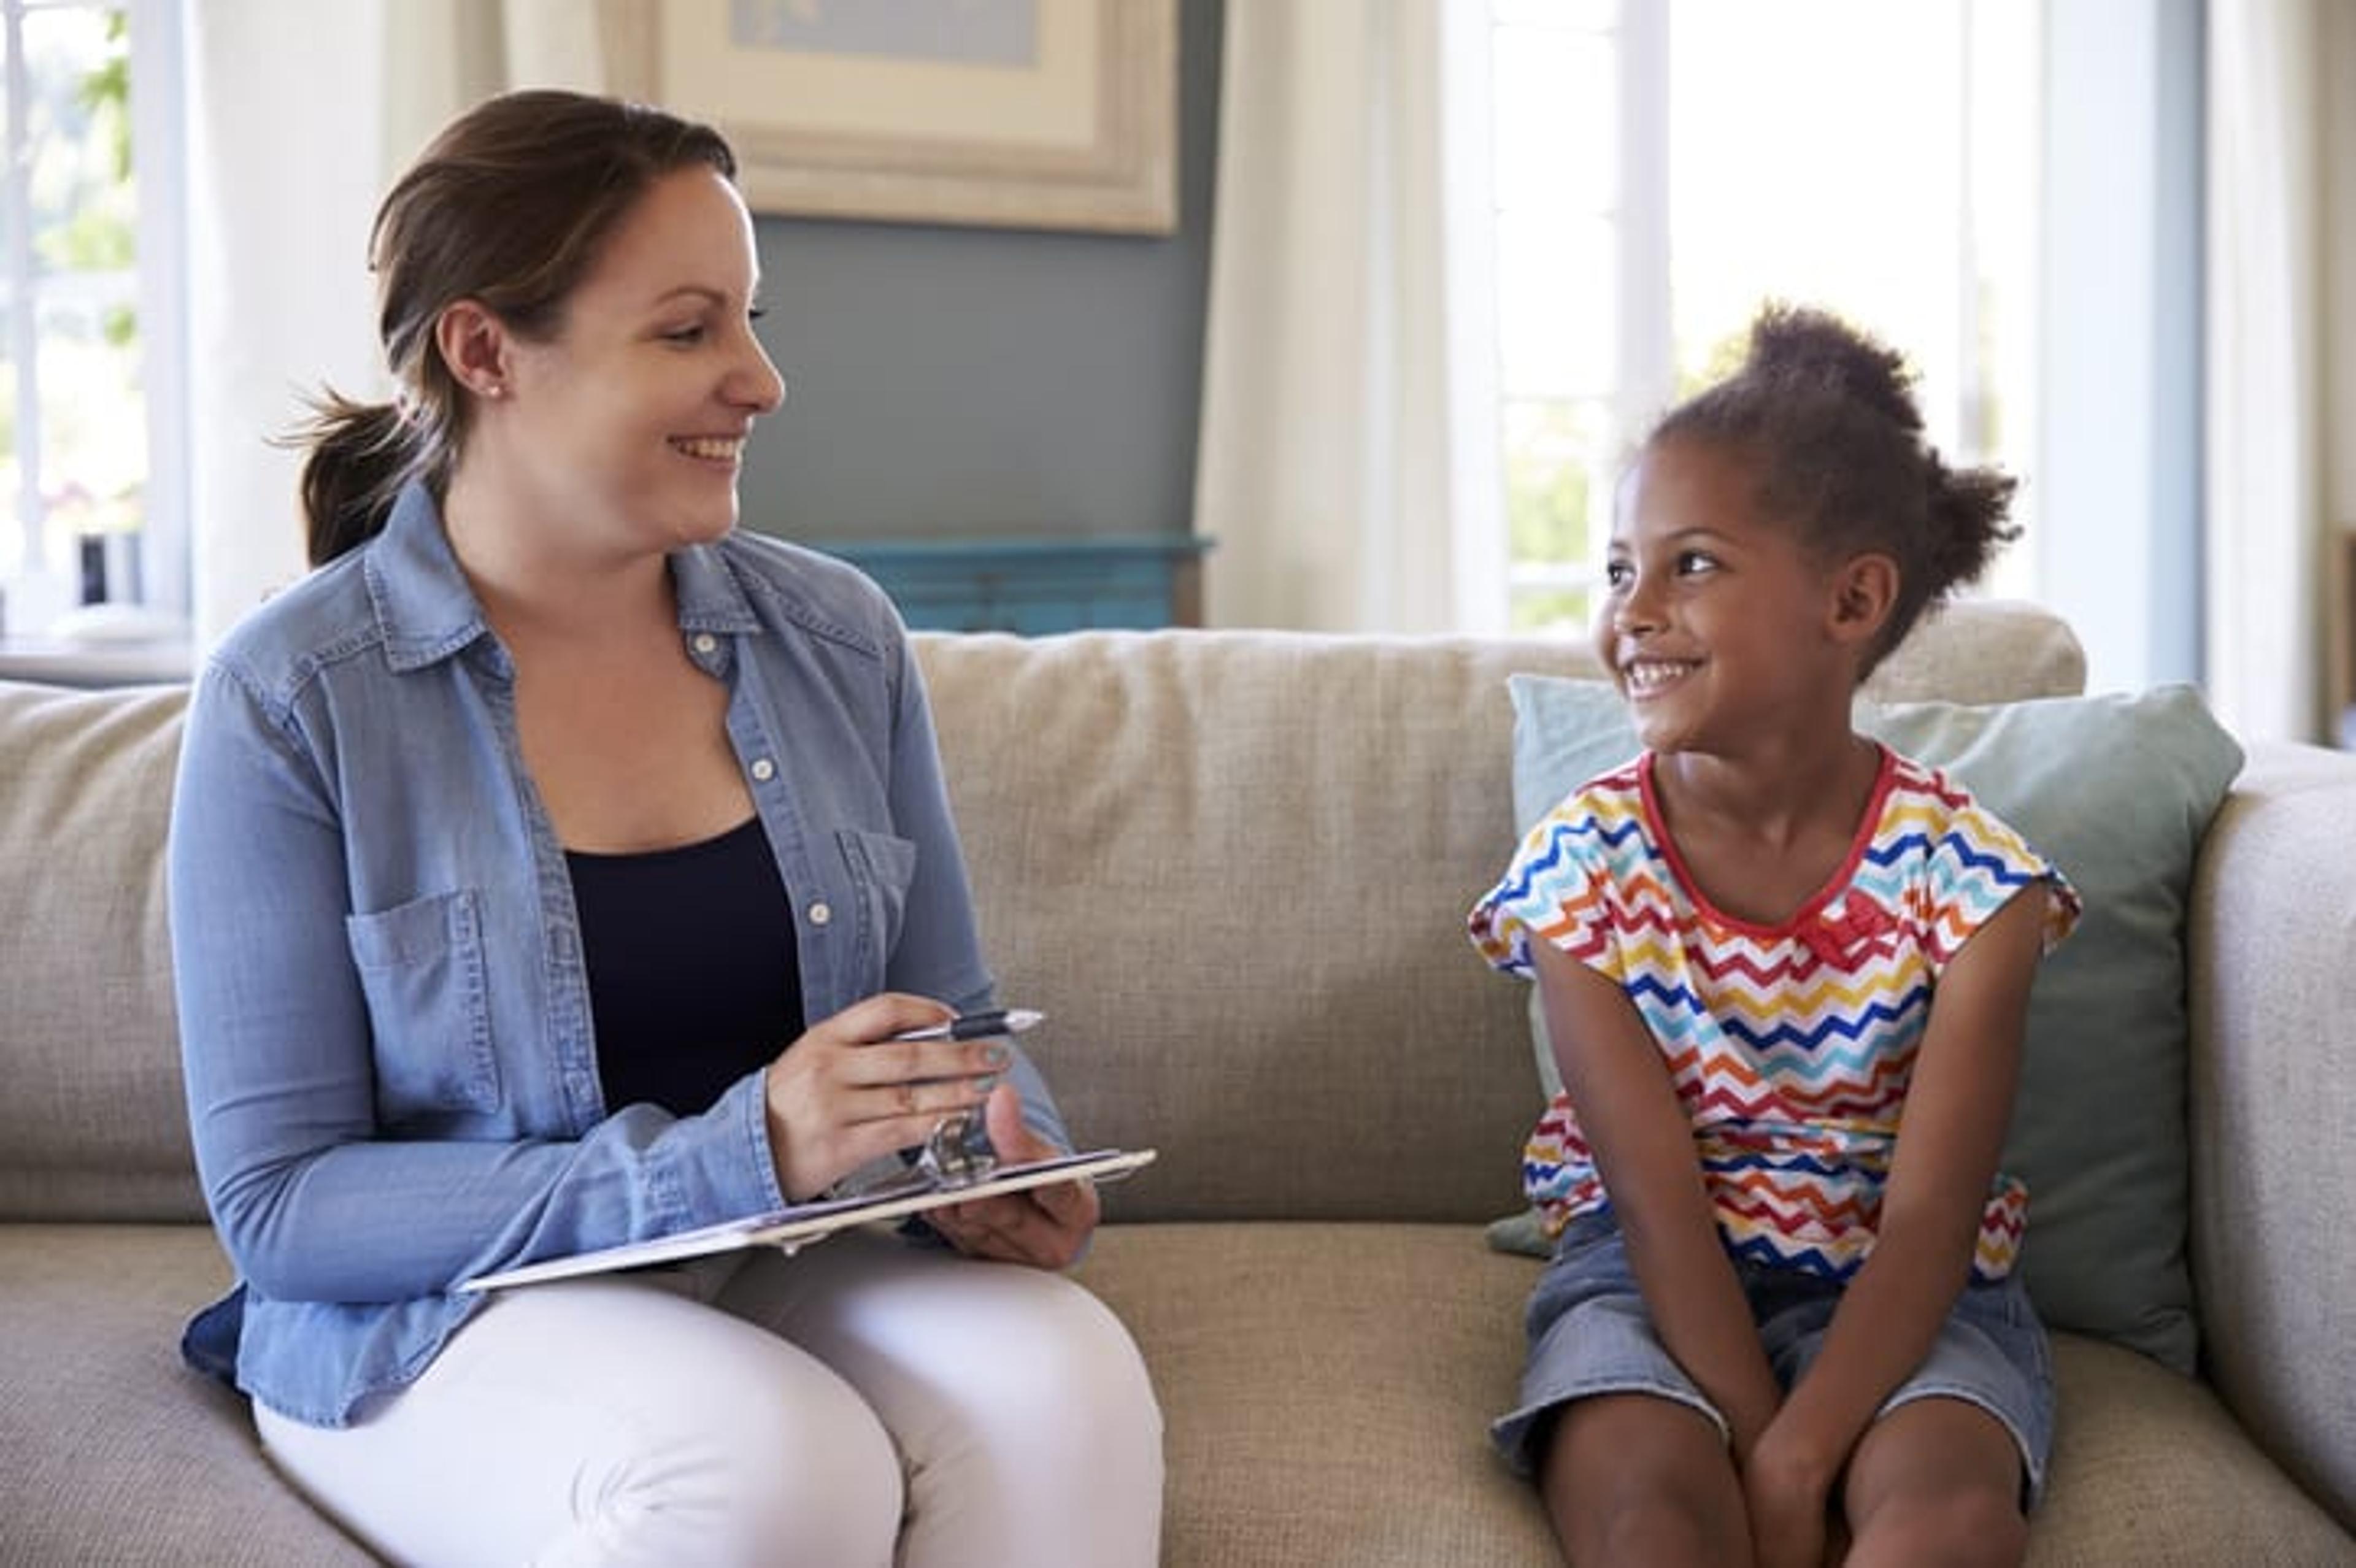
182, 1, 602, 648
2203, 0, 2334, 744
1191, 0, 1504, 633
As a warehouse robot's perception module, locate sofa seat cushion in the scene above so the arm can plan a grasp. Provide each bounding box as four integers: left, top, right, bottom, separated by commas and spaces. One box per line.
1076, 1221, 1561, 1564
1072, 1221, 2352, 1567
2024, 1334, 2356, 1566
0, 1223, 373, 1566
4, 1218, 2346, 1565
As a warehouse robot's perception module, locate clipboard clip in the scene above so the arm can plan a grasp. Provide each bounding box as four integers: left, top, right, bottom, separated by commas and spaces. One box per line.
917, 1111, 998, 1189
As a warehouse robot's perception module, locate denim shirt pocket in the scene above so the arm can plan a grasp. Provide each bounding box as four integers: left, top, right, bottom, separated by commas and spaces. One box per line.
345, 888, 502, 1119
834, 829, 918, 980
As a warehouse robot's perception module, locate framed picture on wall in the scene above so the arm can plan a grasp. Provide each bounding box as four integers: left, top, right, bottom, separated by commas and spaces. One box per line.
601, 0, 1178, 235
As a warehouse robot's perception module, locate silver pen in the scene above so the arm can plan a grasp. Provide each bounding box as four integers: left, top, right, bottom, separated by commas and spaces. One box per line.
888, 1007, 1045, 1043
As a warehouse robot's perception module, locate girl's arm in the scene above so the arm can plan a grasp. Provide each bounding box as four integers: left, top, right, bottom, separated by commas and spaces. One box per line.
1749, 885, 2050, 1496
1531, 937, 1784, 1453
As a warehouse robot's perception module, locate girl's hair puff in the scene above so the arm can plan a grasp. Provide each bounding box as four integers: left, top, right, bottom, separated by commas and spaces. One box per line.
1650, 303, 2019, 673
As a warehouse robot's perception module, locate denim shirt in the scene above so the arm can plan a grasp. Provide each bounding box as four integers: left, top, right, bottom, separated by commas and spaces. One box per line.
168, 483, 1068, 1426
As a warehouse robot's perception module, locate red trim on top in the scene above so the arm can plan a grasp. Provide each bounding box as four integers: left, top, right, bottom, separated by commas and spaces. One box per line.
1634, 744, 1898, 938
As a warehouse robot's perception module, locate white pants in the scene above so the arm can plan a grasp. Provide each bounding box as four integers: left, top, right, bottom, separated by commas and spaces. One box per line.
255, 1233, 1163, 1568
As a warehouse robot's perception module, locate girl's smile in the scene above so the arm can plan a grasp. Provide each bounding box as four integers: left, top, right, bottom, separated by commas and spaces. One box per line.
1619, 656, 1701, 699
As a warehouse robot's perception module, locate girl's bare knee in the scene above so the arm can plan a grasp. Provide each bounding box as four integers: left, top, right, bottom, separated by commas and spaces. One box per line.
1539, 1396, 1747, 1568
1847, 1482, 2026, 1568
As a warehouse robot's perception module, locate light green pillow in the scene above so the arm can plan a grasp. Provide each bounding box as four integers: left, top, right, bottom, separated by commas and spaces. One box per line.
1488, 677, 2242, 1374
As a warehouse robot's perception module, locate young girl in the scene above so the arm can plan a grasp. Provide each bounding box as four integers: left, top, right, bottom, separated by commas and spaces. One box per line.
1468, 306, 2079, 1568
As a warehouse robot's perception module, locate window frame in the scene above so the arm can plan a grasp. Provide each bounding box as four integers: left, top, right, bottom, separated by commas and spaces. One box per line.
1485, 0, 2040, 634
0, 0, 187, 637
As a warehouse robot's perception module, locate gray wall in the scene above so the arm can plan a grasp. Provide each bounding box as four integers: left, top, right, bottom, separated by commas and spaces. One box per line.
741, 0, 1223, 547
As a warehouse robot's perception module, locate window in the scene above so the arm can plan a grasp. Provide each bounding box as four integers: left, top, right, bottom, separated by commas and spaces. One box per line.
0, 0, 183, 640
1487, 0, 2040, 636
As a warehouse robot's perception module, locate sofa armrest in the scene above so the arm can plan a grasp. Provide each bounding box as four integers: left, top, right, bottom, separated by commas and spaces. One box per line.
2187, 740, 2356, 1531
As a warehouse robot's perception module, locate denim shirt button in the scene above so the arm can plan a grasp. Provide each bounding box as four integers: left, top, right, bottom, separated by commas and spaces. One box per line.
807, 901, 832, 928
691, 632, 718, 655
750, 758, 776, 782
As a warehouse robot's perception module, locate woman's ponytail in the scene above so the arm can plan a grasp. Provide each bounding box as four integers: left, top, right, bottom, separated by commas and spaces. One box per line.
291, 393, 433, 567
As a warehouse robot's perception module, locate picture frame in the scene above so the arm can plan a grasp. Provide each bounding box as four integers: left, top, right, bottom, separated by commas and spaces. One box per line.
600, 0, 1178, 235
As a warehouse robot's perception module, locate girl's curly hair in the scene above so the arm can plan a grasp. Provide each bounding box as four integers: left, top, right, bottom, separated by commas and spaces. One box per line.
1650, 303, 2019, 673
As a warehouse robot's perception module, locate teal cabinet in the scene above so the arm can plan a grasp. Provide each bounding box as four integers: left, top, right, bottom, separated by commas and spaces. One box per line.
818, 537, 1214, 634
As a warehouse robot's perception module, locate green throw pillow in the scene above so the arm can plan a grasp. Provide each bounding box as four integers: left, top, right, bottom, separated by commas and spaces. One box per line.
1488, 677, 2243, 1374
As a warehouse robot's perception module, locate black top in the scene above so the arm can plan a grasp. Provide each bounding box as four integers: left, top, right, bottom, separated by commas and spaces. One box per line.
566, 817, 804, 1118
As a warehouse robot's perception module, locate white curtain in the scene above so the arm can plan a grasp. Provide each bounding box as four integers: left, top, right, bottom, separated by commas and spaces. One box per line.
182, 1, 604, 649
2203, 0, 2335, 745
1191, 0, 1504, 634
2316, 4, 2356, 747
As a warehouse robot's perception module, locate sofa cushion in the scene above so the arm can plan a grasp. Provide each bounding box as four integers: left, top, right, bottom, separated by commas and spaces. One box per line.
0, 599, 2078, 1230
2188, 745, 2356, 1526
0, 681, 204, 1222
908, 600, 2086, 1230
0, 1223, 374, 1564
1068, 1221, 2352, 1567
1490, 678, 2242, 1374
1080, 1223, 1562, 1565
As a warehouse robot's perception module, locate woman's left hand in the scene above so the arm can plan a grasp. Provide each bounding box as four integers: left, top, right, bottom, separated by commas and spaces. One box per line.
925, 1084, 1099, 1269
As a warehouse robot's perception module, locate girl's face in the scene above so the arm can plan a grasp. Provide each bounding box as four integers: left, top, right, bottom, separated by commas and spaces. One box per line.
498, 165, 786, 558
1593, 437, 1862, 756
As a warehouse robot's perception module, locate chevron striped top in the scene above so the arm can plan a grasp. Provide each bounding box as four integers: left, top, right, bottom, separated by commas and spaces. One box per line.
1469, 746, 2078, 1282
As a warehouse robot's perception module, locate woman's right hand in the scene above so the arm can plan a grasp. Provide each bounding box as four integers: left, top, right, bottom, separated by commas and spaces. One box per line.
761, 993, 1010, 1201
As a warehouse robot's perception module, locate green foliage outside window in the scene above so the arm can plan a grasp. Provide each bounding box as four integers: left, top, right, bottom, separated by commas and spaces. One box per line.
55, 10, 136, 338
1, 4, 145, 570
1504, 397, 1608, 636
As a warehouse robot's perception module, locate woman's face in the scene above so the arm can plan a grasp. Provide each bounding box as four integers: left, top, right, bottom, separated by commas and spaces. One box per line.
496, 165, 785, 558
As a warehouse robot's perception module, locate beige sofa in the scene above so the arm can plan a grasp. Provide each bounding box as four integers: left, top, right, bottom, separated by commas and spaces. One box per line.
2, 600, 2351, 1565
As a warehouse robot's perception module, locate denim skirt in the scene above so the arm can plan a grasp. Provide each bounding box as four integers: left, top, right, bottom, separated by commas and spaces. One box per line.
1493, 1212, 2055, 1505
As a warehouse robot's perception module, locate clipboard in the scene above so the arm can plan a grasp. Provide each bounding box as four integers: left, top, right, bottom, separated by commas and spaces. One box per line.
459, 1147, 1156, 1293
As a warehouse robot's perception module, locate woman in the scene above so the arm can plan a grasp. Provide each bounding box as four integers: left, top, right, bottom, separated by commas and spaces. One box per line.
169, 88, 1160, 1567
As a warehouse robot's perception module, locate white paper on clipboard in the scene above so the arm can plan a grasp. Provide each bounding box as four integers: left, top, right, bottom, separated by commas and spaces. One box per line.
459, 1147, 1156, 1293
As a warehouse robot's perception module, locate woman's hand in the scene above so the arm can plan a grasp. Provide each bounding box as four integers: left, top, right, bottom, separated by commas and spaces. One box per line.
925, 1085, 1100, 1270
762, 994, 1008, 1202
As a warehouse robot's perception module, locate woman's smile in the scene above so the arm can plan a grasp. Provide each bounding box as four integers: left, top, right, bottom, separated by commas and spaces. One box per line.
670, 434, 747, 465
